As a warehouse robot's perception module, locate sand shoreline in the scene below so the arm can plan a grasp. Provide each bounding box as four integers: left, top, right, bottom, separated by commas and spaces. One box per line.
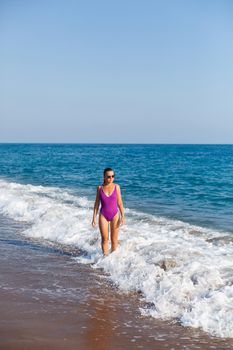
0, 215, 232, 350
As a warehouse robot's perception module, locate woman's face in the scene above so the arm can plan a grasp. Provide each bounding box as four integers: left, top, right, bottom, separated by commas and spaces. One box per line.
104, 171, 115, 184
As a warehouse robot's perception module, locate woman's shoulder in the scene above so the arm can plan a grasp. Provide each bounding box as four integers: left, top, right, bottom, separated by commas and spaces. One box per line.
115, 184, 122, 196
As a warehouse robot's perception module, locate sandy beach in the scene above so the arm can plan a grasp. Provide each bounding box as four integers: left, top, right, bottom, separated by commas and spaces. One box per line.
0, 215, 233, 350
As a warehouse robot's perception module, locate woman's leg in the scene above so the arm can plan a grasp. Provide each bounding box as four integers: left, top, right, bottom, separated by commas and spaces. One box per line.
99, 213, 109, 256
110, 212, 120, 253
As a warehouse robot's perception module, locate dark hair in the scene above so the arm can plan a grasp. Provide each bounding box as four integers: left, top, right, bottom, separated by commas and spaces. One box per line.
103, 167, 114, 176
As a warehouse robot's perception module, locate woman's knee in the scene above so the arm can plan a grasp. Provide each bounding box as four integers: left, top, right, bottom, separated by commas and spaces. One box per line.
101, 235, 109, 243
110, 228, 118, 241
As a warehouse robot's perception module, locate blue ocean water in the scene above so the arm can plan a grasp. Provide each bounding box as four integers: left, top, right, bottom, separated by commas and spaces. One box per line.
2, 143, 233, 338
0, 143, 233, 233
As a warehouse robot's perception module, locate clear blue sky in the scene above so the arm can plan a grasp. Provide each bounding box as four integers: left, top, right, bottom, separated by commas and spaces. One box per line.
1, 0, 233, 143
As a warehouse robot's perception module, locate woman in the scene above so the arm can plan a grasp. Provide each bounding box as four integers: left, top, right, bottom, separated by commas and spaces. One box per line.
92, 167, 125, 256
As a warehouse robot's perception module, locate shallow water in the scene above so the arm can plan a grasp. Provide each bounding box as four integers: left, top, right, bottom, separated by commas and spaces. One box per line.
1, 179, 233, 338
1, 215, 233, 350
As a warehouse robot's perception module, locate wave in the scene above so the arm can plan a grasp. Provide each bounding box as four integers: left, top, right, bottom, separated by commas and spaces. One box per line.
0, 178, 233, 338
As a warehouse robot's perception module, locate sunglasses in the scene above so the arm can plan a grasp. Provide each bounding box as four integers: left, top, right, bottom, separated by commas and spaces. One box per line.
107, 175, 115, 178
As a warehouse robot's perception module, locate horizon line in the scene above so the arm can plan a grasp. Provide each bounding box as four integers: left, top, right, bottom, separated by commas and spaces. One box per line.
0, 142, 233, 146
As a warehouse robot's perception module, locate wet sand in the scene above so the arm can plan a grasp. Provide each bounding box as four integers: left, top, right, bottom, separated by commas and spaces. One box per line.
0, 215, 233, 350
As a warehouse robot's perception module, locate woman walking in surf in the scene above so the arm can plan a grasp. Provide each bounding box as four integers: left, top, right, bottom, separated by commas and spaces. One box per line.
92, 168, 124, 256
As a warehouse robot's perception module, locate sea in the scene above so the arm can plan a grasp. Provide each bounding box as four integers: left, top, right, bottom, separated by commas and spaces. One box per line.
1, 143, 233, 341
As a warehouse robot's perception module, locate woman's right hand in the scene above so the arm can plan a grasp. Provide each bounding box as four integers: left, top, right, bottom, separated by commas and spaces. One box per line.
92, 218, 96, 227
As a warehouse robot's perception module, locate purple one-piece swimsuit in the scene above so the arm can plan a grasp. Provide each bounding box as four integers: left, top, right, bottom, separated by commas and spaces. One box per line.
99, 185, 118, 221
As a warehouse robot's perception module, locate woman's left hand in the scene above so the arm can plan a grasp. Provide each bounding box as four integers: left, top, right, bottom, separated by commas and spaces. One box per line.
120, 217, 125, 226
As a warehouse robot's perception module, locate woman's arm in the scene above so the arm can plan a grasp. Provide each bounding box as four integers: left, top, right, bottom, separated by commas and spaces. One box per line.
92, 186, 100, 227
116, 184, 125, 225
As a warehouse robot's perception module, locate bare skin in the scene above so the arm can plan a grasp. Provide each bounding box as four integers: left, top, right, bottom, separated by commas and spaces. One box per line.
92, 170, 125, 256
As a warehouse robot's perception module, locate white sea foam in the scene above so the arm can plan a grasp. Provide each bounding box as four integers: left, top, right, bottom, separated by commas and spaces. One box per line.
1, 178, 233, 338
